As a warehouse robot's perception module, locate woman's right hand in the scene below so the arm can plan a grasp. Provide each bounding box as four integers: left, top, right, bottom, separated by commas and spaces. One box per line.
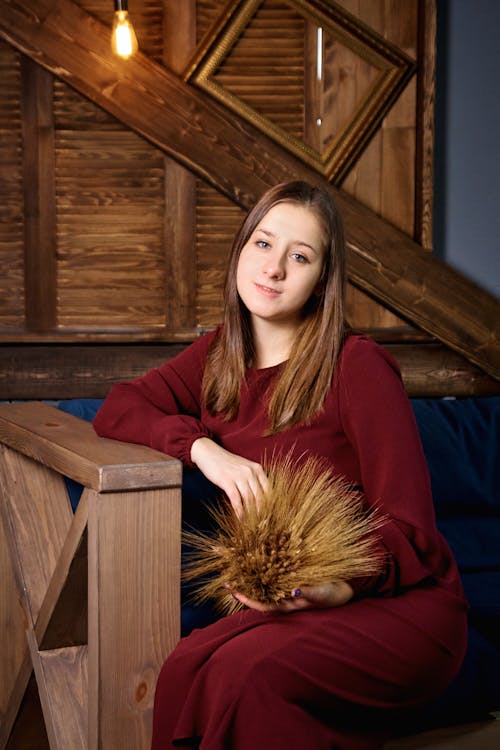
190, 437, 269, 518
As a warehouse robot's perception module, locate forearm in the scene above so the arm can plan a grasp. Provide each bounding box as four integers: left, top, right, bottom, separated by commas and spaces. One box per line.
93, 382, 210, 464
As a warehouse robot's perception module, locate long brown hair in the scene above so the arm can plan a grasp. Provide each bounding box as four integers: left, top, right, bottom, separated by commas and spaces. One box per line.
202, 180, 347, 433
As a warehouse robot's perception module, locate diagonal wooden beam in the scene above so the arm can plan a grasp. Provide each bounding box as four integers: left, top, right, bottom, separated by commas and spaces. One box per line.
0, 0, 498, 378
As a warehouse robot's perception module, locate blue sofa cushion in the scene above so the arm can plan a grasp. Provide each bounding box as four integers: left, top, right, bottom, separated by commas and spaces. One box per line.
58, 398, 104, 422
410, 397, 500, 516
437, 517, 500, 572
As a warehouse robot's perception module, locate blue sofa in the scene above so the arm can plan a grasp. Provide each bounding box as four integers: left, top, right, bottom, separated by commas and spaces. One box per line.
57, 395, 500, 729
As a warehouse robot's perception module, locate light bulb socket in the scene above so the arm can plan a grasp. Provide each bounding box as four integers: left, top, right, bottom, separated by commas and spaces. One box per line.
114, 0, 128, 11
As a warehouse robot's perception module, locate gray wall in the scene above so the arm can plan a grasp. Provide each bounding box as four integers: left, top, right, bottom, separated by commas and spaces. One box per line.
434, 0, 500, 298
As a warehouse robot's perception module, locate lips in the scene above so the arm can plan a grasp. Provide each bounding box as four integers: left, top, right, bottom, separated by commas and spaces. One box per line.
254, 282, 281, 296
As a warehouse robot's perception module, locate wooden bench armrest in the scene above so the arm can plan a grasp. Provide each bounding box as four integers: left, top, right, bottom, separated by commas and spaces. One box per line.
0, 401, 182, 492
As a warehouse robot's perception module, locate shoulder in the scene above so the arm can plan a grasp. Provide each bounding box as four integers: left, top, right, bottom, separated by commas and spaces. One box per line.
334, 332, 406, 409
338, 332, 401, 380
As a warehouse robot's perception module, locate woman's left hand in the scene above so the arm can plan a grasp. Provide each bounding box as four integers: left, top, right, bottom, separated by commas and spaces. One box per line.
232, 581, 354, 613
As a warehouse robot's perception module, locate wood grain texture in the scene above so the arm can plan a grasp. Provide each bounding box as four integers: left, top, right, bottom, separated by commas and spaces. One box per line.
0, 651, 33, 749
0, 40, 24, 330
0, 0, 497, 378
415, 0, 436, 249
0, 503, 32, 747
0, 446, 72, 624
0, 339, 498, 400
88, 487, 181, 749
163, 1, 198, 332
0, 342, 187, 399
53, 81, 167, 330
195, 181, 245, 327
21, 57, 57, 332
0, 402, 182, 492
27, 641, 88, 750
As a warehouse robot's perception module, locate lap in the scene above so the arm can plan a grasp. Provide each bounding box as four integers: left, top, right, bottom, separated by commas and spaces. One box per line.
170, 584, 467, 710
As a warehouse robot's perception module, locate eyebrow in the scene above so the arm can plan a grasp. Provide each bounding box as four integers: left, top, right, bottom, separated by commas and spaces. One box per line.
255, 227, 319, 256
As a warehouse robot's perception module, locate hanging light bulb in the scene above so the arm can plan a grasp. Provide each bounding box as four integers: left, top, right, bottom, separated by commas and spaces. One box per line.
111, 0, 138, 59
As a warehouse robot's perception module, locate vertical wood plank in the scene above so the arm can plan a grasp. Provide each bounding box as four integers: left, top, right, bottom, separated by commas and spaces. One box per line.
164, 161, 197, 332
163, 0, 197, 333
20, 57, 57, 332
338, 0, 408, 329
88, 487, 181, 750
380, 0, 418, 237
415, 0, 436, 249
0, 40, 24, 331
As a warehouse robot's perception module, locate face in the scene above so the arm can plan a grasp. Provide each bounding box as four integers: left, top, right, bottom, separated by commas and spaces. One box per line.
236, 201, 325, 329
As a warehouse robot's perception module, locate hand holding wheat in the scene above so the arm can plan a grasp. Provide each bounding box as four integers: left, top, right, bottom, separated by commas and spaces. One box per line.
183, 454, 386, 615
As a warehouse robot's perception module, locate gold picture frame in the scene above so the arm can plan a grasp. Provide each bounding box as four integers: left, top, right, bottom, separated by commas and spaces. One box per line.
184, 0, 416, 183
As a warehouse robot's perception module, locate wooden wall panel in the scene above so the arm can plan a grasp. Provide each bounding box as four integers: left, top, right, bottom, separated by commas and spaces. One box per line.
163, 1, 197, 335
214, 1, 305, 141
340, 0, 419, 329
21, 59, 57, 332
195, 181, 245, 329
0, 0, 497, 394
53, 81, 167, 331
0, 41, 24, 330
0, 0, 434, 340
196, 0, 223, 39
340, 0, 418, 233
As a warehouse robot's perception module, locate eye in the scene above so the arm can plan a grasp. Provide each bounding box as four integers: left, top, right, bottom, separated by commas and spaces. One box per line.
290, 252, 308, 264
256, 239, 270, 249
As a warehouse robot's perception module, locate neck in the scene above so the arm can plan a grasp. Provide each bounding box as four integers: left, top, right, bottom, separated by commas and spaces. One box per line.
251, 318, 298, 368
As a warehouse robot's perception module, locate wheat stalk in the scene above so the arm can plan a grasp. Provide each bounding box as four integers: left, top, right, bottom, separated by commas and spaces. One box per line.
182, 454, 386, 614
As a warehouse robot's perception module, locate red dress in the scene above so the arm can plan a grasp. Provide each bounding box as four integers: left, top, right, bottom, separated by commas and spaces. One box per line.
94, 331, 468, 749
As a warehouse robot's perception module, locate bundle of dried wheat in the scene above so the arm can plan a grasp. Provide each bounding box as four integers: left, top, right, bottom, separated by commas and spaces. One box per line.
183, 455, 386, 615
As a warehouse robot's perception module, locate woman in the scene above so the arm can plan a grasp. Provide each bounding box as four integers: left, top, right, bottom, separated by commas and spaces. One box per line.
93, 181, 468, 749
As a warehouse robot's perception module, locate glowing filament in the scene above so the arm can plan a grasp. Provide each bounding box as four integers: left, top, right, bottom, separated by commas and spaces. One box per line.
111, 10, 138, 59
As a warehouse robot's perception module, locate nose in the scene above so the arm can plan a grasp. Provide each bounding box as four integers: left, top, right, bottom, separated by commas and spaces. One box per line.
263, 251, 286, 280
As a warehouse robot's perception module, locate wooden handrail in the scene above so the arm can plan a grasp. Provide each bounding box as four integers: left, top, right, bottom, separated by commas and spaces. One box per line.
0, 402, 181, 492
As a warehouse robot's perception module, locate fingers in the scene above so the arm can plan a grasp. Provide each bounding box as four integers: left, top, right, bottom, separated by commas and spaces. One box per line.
190, 439, 268, 517
223, 464, 269, 518
234, 583, 354, 613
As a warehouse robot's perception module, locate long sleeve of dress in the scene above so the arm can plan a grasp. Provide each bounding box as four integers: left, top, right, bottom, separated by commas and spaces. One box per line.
337, 337, 461, 598
93, 330, 218, 465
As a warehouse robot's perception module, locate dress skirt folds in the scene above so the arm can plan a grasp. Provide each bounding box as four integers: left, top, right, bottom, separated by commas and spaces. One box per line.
151, 584, 467, 750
